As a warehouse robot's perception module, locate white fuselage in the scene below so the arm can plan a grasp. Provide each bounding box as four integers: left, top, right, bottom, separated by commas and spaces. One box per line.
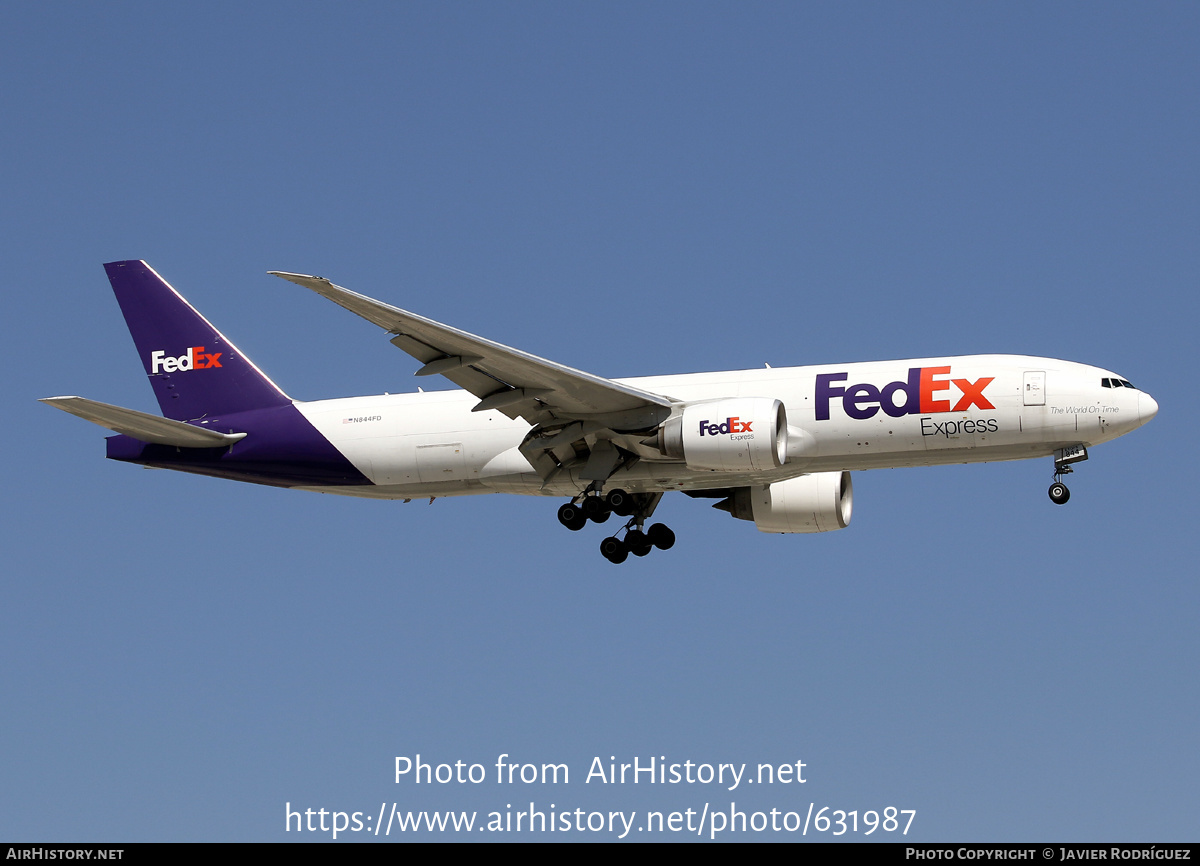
292, 354, 1156, 500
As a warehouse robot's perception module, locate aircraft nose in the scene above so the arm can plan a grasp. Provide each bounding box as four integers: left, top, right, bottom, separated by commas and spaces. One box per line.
1139, 392, 1159, 424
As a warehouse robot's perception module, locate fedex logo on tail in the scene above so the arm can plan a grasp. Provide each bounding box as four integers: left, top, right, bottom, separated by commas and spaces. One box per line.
816, 367, 994, 421
150, 346, 223, 374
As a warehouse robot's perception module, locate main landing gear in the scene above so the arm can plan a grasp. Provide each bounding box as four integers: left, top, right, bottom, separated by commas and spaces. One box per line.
557, 488, 676, 563
599, 521, 675, 564
1048, 445, 1088, 506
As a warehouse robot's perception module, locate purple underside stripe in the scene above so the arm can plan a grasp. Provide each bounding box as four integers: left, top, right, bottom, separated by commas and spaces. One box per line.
105, 403, 371, 488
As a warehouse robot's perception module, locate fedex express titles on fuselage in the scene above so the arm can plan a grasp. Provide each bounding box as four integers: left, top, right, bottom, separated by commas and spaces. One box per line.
290, 356, 1145, 489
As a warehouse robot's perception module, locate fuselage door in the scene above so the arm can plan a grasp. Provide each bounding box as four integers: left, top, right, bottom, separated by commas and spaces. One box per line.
416, 442, 468, 483
1023, 371, 1046, 407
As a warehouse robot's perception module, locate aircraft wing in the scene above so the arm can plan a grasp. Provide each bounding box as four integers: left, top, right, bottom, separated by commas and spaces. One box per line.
269, 272, 674, 431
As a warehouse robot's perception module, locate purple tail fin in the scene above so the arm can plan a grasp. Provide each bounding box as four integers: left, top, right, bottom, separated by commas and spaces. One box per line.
104, 261, 292, 421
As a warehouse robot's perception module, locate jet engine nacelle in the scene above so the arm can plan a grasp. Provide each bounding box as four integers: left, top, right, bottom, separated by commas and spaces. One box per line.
658, 397, 788, 472
719, 471, 853, 533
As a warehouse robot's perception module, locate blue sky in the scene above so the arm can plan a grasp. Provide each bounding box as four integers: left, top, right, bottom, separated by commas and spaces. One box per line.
3, 2, 1197, 841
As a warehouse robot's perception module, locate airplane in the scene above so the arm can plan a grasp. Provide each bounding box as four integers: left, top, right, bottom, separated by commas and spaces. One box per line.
42, 261, 1159, 563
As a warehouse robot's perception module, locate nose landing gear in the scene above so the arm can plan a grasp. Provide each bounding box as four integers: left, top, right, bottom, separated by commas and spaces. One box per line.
1048, 445, 1087, 506
1048, 481, 1070, 505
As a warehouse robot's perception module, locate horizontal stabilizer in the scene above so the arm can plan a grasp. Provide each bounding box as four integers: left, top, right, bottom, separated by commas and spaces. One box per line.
40, 397, 247, 448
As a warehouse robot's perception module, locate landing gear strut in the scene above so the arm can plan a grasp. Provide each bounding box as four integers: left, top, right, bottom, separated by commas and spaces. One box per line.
1048, 445, 1087, 506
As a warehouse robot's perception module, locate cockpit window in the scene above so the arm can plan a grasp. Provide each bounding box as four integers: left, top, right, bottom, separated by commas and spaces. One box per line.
1102, 377, 1137, 389
1102, 378, 1112, 388
1119, 379, 1135, 389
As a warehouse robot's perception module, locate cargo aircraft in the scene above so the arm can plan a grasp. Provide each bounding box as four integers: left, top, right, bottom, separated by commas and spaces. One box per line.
43, 261, 1158, 563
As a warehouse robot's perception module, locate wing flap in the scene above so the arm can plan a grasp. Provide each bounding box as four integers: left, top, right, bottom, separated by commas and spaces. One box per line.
40, 397, 247, 448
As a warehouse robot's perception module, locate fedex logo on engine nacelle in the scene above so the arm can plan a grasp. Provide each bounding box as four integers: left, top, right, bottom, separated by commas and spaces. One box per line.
699, 417, 753, 436
150, 346, 223, 374
815, 367, 994, 421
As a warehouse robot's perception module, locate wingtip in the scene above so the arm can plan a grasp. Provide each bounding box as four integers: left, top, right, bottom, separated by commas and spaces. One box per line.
269, 270, 330, 287
39, 396, 84, 413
